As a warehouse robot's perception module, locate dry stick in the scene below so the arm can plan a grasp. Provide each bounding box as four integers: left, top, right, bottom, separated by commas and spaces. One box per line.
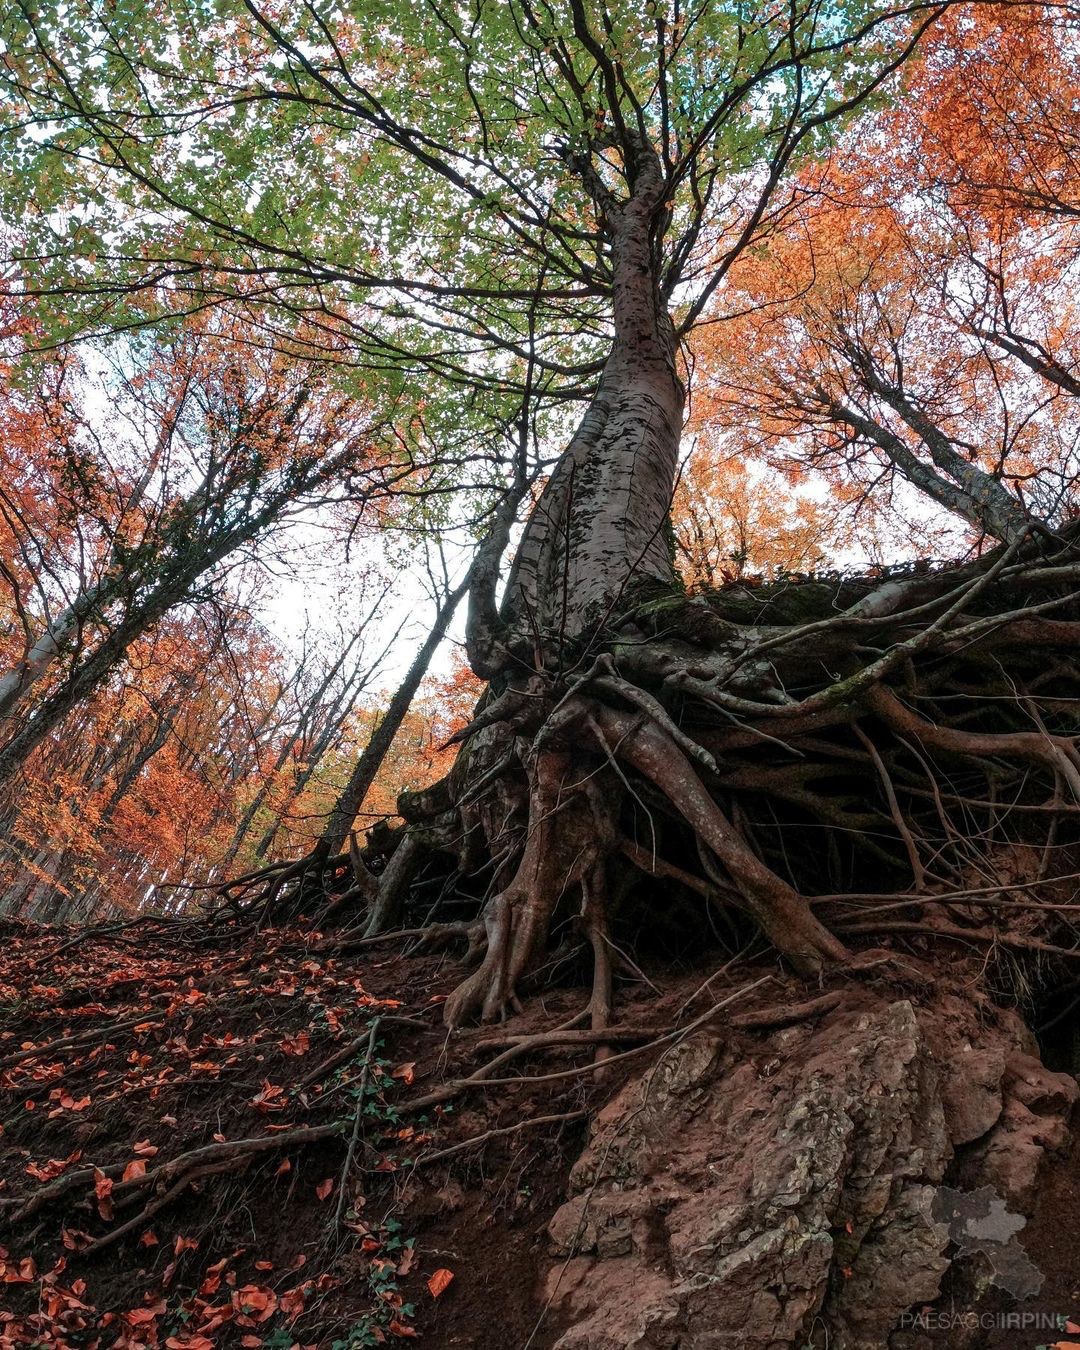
474, 990, 842, 1053
852, 724, 926, 889
837, 921, 1080, 960
80, 1159, 237, 1256
334, 1017, 381, 1230
410, 1110, 587, 1168
321, 924, 436, 953
0, 1014, 164, 1071
9, 1122, 365, 1230
828, 895, 1080, 919
809, 869, 1080, 906
474, 1024, 671, 1052
105, 1126, 340, 1206
404, 976, 773, 1111
297, 1014, 430, 1090
1, 1161, 128, 1224
729, 990, 843, 1030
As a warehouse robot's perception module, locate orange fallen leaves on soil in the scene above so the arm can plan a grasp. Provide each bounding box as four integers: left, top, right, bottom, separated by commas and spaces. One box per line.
427, 1268, 454, 1299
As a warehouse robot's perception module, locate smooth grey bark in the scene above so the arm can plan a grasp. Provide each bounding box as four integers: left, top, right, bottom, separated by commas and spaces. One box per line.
867, 374, 1039, 543
0, 579, 111, 723
359, 831, 424, 937
827, 398, 1036, 543
983, 328, 1080, 399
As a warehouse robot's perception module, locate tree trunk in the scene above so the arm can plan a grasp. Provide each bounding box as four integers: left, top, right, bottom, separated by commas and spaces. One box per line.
503, 148, 683, 641
318, 579, 468, 858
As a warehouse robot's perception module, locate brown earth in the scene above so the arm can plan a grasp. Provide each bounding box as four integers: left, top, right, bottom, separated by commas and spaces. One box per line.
1, 919, 1078, 1350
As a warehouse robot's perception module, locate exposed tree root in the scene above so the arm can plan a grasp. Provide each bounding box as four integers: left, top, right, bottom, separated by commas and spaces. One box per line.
202, 532, 1080, 1038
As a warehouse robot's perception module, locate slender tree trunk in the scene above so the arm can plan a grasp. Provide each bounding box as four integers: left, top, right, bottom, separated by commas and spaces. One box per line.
220, 636, 361, 867
319, 579, 468, 857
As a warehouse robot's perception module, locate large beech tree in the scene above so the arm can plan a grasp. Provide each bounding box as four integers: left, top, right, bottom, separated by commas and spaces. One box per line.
6, 0, 1080, 1027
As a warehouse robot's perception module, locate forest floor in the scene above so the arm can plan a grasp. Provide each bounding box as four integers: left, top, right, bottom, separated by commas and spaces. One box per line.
2, 917, 1079, 1350
0, 916, 679, 1349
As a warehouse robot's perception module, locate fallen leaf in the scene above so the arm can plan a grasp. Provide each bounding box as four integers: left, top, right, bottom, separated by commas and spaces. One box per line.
122, 1160, 147, 1183
315, 1177, 334, 1201
139, 1231, 158, 1247
390, 1062, 416, 1085
427, 1268, 454, 1298
250, 1081, 286, 1111
275, 1158, 291, 1176
133, 1140, 159, 1157
93, 1168, 114, 1221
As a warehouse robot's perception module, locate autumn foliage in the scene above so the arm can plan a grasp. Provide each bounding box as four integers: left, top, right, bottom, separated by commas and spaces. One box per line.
0, 316, 481, 923
688, 4, 1080, 559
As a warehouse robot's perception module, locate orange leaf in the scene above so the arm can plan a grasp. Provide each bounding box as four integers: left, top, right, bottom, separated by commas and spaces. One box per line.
139, 1230, 158, 1247
275, 1159, 291, 1176
427, 1268, 454, 1298
126, 1299, 165, 1325
122, 1160, 147, 1183
93, 1167, 114, 1221
315, 1177, 334, 1201
390, 1062, 415, 1085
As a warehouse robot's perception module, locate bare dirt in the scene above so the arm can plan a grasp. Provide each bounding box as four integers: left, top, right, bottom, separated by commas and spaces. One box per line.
2, 919, 1078, 1350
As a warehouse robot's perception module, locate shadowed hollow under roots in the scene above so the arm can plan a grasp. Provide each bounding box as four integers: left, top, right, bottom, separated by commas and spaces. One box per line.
210, 535, 1080, 1028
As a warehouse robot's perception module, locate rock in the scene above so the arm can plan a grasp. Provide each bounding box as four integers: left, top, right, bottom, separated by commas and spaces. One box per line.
541, 993, 1078, 1350
970, 1053, 1078, 1205
544, 1000, 955, 1350
939, 1045, 1005, 1145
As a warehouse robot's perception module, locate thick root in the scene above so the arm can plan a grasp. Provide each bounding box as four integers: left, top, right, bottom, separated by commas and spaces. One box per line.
594, 706, 848, 975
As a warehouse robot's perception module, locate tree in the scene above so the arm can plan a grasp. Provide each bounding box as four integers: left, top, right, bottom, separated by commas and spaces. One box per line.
672, 445, 838, 587
9, 0, 1080, 1032
687, 5, 1080, 550
0, 319, 391, 791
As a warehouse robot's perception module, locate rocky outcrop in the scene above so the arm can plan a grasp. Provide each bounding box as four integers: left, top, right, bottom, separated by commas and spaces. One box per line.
541, 992, 1077, 1350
